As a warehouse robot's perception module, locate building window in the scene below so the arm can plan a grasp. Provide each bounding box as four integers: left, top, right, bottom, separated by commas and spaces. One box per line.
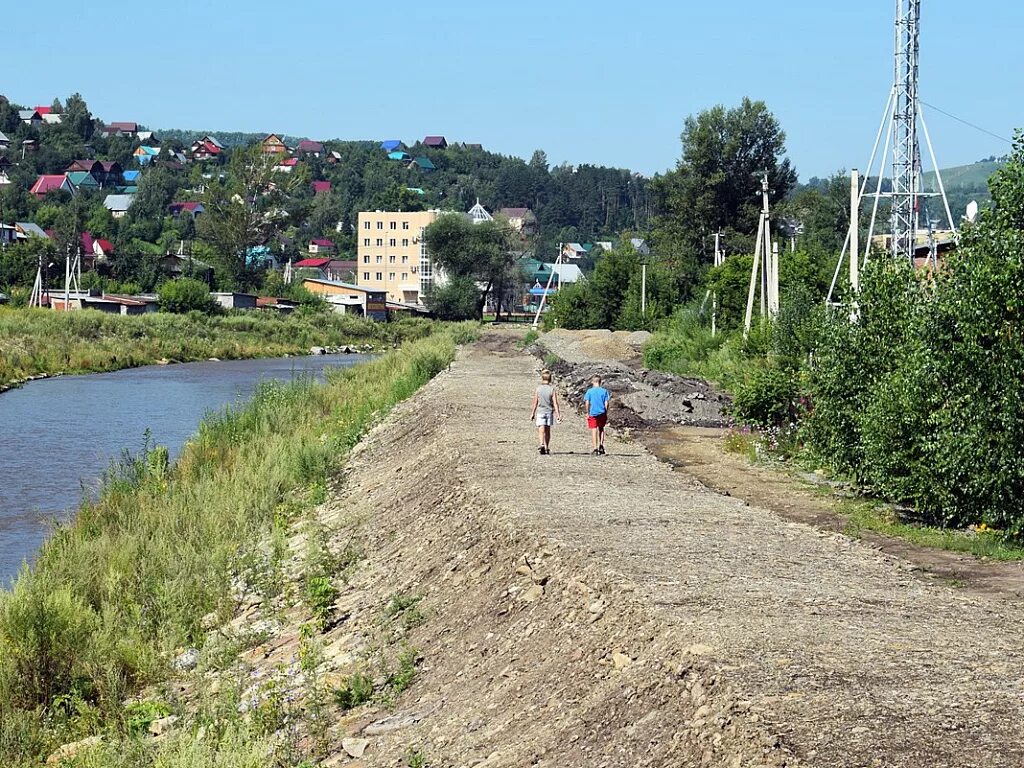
389, 256, 395, 264
376, 255, 382, 263
363, 221, 370, 230
363, 272, 369, 280
389, 238, 396, 247
401, 255, 408, 263
376, 221, 383, 230
376, 238, 383, 246
363, 238, 370, 246
402, 221, 409, 230
401, 272, 408, 280
390, 221, 397, 230
389, 272, 396, 280
376, 272, 382, 280
363, 255, 369, 264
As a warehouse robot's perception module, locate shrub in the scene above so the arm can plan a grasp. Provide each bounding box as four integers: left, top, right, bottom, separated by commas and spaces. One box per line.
0, 580, 98, 707
730, 362, 798, 429
158, 278, 219, 314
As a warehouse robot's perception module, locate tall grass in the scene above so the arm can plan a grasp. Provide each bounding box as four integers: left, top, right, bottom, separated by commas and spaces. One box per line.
0, 325, 473, 766
643, 306, 770, 391
0, 308, 434, 390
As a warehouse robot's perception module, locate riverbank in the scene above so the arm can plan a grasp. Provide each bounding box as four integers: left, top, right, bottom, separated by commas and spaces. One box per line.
0, 308, 433, 392
0, 324, 475, 767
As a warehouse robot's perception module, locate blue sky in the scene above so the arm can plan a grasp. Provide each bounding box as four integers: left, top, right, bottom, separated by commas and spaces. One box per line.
7, 0, 1021, 179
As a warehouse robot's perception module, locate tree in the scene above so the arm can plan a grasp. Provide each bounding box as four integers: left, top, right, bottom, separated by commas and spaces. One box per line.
650, 98, 797, 297
425, 276, 480, 320
199, 145, 294, 289
422, 214, 516, 319
63, 94, 93, 141
158, 277, 219, 313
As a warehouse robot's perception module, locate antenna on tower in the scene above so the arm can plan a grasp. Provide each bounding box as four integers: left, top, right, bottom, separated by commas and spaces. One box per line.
827, 0, 955, 305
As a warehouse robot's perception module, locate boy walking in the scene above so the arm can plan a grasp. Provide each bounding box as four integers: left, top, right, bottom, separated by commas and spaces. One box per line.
583, 375, 611, 456
530, 370, 561, 455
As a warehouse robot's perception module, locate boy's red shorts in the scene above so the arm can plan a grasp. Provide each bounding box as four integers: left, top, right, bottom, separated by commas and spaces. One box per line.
587, 413, 607, 429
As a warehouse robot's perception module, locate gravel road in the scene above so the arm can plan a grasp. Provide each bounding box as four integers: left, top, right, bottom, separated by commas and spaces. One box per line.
439, 332, 1024, 767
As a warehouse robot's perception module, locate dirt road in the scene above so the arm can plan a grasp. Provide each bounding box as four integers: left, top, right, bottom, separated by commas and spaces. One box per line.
405, 334, 1024, 767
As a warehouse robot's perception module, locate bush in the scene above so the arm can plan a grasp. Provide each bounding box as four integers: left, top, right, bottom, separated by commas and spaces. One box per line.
730, 362, 798, 429
158, 278, 219, 314
0, 580, 98, 707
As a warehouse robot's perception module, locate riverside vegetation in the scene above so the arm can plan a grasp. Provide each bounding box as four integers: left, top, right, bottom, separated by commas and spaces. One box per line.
0, 323, 476, 766
0, 308, 433, 391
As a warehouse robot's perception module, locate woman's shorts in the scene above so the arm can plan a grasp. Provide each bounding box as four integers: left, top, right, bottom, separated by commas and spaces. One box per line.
536, 413, 555, 427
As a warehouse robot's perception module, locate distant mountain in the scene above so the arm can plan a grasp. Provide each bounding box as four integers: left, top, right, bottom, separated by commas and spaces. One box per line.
924, 159, 1005, 196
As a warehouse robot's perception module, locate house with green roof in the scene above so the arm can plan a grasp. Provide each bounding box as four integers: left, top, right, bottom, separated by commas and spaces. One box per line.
407, 157, 436, 172
66, 171, 101, 192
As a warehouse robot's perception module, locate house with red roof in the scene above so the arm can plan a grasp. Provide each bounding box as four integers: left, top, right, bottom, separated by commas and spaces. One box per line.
168, 201, 205, 218
274, 156, 299, 173
311, 181, 331, 195
30, 174, 75, 198
35, 106, 61, 125
297, 140, 324, 157
190, 136, 224, 161
423, 136, 447, 148
80, 232, 114, 269
308, 238, 335, 255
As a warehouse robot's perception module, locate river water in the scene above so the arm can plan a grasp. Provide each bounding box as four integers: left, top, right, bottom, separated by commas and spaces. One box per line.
0, 354, 365, 585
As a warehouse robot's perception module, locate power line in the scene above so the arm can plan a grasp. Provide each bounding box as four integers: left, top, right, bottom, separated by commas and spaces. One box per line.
920, 100, 1014, 146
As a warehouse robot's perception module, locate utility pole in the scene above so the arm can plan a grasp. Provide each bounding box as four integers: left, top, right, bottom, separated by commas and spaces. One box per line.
531, 242, 562, 329
711, 231, 723, 337
850, 169, 860, 294
29, 252, 44, 308
744, 174, 774, 337
640, 262, 647, 317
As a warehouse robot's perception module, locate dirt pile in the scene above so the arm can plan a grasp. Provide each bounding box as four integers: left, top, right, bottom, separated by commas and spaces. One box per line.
536, 330, 731, 429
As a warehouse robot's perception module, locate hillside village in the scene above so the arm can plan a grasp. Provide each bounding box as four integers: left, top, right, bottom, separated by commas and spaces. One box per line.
0, 94, 651, 318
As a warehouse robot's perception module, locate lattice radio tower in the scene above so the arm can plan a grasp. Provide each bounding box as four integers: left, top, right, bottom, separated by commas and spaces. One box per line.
891, 0, 923, 261
827, 0, 955, 303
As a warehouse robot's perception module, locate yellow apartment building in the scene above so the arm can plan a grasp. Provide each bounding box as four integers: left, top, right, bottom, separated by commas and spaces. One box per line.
356, 210, 440, 305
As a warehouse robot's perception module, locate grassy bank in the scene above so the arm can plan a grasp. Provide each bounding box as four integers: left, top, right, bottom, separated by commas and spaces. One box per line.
0, 323, 476, 766
0, 308, 434, 391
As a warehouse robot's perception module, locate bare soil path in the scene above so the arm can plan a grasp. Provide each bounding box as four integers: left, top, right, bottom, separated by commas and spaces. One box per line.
441, 333, 1024, 767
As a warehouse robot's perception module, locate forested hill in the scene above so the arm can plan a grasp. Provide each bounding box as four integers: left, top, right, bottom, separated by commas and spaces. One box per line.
158, 128, 652, 255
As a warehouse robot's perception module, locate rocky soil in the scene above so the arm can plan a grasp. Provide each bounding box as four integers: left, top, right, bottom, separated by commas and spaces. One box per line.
533, 329, 731, 429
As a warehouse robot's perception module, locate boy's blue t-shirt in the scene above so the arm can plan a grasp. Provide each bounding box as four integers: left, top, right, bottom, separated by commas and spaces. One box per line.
584, 386, 610, 416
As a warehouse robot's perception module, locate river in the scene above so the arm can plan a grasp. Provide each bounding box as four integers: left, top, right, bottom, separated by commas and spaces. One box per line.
0, 353, 366, 585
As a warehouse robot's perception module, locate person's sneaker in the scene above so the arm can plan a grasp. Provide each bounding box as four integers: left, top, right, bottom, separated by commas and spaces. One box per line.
538, 446, 546, 455
598, 446, 606, 455
592, 449, 600, 456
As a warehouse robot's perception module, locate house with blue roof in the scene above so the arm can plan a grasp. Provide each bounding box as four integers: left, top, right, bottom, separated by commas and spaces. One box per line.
388, 151, 411, 162
133, 146, 161, 165
122, 170, 141, 184
380, 140, 404, 151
